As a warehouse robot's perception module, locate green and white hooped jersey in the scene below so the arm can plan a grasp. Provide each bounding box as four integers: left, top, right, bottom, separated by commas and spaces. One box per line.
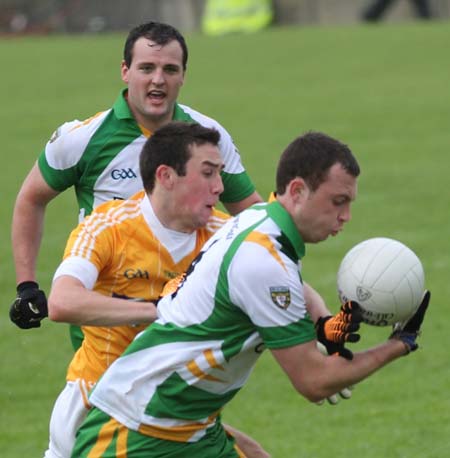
89, 201, 316, 443
38, 90, 255, 223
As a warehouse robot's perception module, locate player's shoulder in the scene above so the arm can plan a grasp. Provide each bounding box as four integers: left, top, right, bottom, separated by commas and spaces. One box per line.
50, 110, 111, 144
177, 104, 228, 133
43, 110, 112, 168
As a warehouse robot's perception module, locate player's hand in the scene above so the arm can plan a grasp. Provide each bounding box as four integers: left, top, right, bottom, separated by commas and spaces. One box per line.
315, 301, 363, 360
315, 342, 354, 405
389, 290, 430, 354
9, 281, 48, 329
316, 387, 353, 406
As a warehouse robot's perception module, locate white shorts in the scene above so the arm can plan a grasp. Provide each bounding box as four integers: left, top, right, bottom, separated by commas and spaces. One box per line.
43, 379, 93, 458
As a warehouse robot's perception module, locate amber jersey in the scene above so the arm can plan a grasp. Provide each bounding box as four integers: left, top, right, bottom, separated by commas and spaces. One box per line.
52, 190, 229, 384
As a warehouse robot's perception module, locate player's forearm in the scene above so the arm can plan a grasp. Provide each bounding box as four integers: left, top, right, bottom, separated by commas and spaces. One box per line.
273, 339, 407, 403
11, 195, 46, 284
48, 277, 157, 326
303, 282, 331, 322
12, 164, 58, 284
305, 340, 408, 401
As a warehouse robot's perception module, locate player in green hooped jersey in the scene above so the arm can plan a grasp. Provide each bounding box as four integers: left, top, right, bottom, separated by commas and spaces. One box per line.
72, 131, 431, 457
10, 21, 262, 350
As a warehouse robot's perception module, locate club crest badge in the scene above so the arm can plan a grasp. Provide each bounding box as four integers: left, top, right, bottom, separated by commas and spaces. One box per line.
270, 286, 291, 309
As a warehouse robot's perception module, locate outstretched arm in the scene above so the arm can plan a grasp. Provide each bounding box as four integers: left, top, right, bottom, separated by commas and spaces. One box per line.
272, 338, 407, 403
272, 293, 430, 402
48, 275, 157, 326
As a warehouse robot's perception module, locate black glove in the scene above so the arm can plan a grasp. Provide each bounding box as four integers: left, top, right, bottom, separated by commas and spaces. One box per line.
390, 290, 430, 354
315, 301, 363, 361
10, 281, 48, 329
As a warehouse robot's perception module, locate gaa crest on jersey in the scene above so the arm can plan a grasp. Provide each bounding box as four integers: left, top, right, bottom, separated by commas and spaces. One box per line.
270, 286, 291, 309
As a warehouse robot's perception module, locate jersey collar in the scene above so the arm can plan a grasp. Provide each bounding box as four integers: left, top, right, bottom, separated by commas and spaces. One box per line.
113, 89, 135, 120
113, 90, 192, 133
114, 89, 192, 121
173, 104, 194, 122
266, 201, 306, 259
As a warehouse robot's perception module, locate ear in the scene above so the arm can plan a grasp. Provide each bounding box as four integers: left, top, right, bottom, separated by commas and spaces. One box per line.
121, 60, 129, 84
288, 177, 308, 203
155, 165, 176, 190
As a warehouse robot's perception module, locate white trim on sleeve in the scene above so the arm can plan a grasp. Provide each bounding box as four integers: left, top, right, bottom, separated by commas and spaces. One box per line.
52, 256, 99, 290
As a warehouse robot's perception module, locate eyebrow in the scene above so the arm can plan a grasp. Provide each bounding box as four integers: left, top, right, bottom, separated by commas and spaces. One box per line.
334, 193, 355, 202
202, 160, 225, 171
137, 61, 181, 67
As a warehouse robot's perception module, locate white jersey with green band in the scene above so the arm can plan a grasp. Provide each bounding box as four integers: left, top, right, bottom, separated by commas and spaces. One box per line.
38, 89, 256, 223
89, 201, 316, 443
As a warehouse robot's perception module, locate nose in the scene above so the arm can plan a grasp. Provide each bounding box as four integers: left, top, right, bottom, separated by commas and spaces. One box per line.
339, 204, 351, 223
213, 175, 224, 196
151, 67, 165, 85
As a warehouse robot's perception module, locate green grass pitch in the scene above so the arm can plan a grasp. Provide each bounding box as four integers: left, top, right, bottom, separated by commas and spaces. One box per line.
1, 19, 450, 457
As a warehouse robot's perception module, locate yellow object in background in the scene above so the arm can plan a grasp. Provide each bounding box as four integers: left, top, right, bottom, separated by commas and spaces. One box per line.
202, 0, 273, 35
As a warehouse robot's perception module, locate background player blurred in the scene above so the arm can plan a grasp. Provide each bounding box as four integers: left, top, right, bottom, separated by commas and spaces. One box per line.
10, 21, 262, 350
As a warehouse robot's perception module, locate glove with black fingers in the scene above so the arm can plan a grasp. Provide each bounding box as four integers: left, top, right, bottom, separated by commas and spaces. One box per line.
390, 290, 430, 355
9, 281, 48, 329
315, 341, 354, 406
315, 301, 363, 361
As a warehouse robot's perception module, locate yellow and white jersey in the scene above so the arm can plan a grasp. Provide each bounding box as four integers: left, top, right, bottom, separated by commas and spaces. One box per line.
53, 190, 229, 384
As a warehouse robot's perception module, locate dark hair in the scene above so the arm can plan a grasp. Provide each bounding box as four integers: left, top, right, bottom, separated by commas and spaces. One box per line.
276, 131, 360, 194
140, 122, 221, 193
123, 22, 188, 70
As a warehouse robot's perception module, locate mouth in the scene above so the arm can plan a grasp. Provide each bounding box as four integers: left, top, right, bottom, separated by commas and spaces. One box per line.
205, 201, 218, 210
147, 90, 166, 103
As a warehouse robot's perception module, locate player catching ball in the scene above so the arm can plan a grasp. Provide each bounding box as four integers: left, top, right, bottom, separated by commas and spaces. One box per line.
70, 131, 430, 457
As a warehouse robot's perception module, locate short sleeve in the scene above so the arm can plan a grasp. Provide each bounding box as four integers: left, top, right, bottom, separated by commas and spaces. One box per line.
227, 240, 316, 349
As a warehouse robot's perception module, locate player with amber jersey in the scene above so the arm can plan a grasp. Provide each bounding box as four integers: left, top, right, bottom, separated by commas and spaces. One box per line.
44, 122, 269, 458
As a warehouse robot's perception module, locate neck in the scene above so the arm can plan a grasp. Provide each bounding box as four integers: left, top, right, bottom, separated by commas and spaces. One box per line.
125, 94, 175, 133
136, 113, 173, 134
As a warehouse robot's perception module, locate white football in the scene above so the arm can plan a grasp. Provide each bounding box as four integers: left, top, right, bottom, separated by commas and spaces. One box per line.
337, 237, 425, 326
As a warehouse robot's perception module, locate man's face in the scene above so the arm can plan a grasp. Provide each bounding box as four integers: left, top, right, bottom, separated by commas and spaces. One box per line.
121, 38, 185, 131
293, 163, 357, 243
171, 143, 224, 231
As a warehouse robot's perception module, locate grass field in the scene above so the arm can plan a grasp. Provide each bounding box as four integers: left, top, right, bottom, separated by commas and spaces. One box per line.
1, 19, 450, 457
